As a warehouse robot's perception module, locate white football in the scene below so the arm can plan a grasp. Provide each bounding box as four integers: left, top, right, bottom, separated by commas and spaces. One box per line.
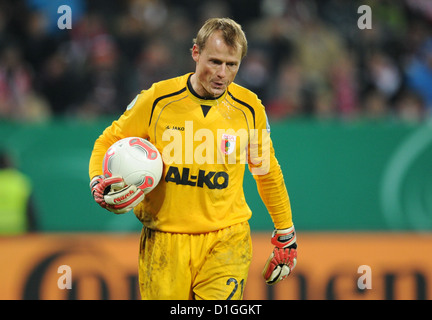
102, 137, 163, 194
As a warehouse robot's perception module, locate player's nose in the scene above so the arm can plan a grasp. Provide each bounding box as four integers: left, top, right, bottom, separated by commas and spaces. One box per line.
217, 63, 227, 78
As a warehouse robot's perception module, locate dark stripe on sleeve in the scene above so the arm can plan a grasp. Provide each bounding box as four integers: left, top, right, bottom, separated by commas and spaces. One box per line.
227, 91, 256, 128
149, 87, 187, 126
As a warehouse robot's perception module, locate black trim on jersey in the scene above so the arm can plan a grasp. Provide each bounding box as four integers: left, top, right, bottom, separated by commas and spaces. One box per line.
227, 91, 256, 128
201, 105, 211, 117
187, 75, 224, 100
149, 87, 187, 126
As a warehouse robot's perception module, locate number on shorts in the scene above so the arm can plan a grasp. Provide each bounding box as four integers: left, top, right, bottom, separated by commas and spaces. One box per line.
226, 278, 244, 300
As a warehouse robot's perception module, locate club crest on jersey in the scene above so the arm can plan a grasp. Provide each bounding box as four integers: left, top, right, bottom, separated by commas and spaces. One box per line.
221, 134, 236, 155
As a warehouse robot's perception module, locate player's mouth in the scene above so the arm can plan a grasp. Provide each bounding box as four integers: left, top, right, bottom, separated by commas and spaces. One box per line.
212, 80, 226, 90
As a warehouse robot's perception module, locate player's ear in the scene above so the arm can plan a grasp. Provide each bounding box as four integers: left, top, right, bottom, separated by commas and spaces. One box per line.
191, 44, 200, 62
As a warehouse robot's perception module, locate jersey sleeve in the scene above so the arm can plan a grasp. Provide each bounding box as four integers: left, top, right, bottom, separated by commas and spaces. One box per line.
88, 90, 154, 180
248, 104, 293, 230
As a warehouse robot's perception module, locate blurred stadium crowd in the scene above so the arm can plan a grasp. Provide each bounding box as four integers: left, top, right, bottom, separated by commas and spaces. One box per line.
0, 0, 431, 123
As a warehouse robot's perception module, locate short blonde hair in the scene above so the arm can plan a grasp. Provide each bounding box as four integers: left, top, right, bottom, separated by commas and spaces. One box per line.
192, 18, 248, 59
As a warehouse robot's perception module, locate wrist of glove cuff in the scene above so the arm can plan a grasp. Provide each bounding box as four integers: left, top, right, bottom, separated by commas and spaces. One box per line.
90, 175, 104, 194
90, 175, 109, 208
271, 225, 297, 249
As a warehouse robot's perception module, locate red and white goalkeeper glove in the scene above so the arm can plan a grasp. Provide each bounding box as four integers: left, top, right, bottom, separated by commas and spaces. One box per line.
90, 175, 144, 214
262, 225, 297, 285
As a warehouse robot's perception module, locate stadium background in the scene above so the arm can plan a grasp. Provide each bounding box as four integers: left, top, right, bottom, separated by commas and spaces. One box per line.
1, 0, 432, 300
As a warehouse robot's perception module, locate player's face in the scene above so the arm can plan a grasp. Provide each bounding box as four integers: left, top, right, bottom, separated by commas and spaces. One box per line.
191, 30, 242, 98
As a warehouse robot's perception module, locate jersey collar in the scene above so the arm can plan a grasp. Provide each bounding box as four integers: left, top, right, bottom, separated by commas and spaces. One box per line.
186, 73, 227, 106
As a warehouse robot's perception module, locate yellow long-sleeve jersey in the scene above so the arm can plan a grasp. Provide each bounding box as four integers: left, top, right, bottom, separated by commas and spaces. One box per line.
89, 73, 293, 233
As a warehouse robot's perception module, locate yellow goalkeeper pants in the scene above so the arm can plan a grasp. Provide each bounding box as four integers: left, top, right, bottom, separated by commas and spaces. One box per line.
138, 221, 252, 300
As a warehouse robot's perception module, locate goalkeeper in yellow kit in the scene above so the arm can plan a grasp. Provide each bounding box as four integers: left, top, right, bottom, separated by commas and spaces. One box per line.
89, 18, 297, 300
